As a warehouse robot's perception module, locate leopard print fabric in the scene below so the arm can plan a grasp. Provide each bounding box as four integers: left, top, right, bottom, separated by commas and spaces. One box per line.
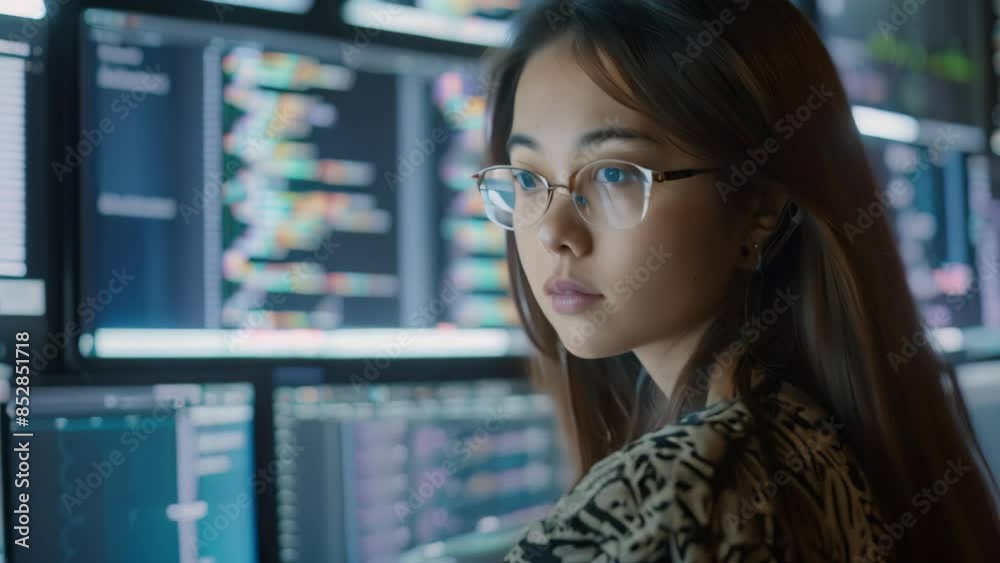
505, 381, 890, 562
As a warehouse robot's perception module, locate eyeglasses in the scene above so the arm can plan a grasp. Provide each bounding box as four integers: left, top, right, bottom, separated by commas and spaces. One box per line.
473, 159, 718, 230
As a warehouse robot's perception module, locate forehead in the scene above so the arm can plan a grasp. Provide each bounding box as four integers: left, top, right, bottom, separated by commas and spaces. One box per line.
510, 37, 660, 148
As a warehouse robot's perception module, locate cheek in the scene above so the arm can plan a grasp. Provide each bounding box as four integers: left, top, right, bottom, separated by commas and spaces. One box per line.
513, 230, 550, 300
607, 190, 737, 317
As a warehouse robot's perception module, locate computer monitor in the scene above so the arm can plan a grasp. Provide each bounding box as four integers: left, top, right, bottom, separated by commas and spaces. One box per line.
430, 70, 517, 329
272, 379, 569, 563
0, 2, 46, 20
861, 138, 1000, 334
202, 0, 314, 15
955, 360, 1000, 486
341, 0, 529, 47
77, 9, 523, 360
0, 14, 47, 318
4, 383, 257, 562
815, 0, 989, 127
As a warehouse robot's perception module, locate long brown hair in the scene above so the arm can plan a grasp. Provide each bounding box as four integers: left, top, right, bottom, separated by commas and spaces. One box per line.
481, 0, 1000, 559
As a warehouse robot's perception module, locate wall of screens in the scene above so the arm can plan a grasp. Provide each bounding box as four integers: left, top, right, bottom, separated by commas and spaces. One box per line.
75, 9, 524, 361
0, 1, 999, 561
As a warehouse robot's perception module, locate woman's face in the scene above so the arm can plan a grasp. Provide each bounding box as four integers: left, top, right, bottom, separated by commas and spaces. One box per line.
510, 37, 745, 359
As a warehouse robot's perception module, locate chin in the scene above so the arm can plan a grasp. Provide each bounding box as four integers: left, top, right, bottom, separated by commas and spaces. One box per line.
555, 323, 630, 359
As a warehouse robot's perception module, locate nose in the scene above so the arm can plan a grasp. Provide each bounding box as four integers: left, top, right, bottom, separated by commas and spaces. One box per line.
535, 186, 593, 258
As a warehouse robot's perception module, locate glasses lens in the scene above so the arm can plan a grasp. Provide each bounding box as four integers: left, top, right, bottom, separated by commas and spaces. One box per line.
575, 161, 649, 228
478, 168, 549, 230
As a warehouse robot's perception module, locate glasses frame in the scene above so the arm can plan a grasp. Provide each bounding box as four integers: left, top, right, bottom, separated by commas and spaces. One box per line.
472, 159, 719, 230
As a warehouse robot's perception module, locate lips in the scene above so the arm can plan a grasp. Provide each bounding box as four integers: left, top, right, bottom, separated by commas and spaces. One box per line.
544, 278, 603, 314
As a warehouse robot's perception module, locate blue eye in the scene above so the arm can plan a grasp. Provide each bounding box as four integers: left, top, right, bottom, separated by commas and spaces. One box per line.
600, 167, 622, 182
573, 194, 588, 208
597, 166, 636, 184
515, 171, 539, 190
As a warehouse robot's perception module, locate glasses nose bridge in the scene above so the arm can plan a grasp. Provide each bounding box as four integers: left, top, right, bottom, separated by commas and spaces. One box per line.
548, 184, 572, 199
540, 181, 587, 226
543, 166, 579, 198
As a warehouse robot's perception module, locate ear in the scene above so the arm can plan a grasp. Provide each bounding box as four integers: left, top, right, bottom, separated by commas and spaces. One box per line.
736, 184, 789, 271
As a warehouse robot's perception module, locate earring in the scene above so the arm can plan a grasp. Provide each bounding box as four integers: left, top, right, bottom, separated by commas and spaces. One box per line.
740, 241, 759, 259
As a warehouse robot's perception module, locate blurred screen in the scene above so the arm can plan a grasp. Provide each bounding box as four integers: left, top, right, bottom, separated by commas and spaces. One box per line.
861, 138, 1000, 331
955, 360, 1000, 486
0, 15, 46, 318
430, 71, 517, 328
4, 383, 257, 563
272, 379, 569, 563
816, 0, 987, 126
77, 9, 523, 360
341, 0, 527, 46
202, 0, 314, 14
0, 1, 46, 19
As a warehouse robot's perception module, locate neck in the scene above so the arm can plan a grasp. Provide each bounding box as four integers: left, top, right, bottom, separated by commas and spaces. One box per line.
632, 316, 737, 405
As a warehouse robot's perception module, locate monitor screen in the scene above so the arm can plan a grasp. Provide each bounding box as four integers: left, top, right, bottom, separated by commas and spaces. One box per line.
815, 0, 988, 127
78, 9, 523, 360
861, 138, 1000, 333
4, 383, 257, 563
0, 15, 47, 318
202, 0, 314, 15
955, 360, 1000, 486
430, 70, 517, 329
272, 379, 569, 563
0, 1, 46, 20
341, 0, 528, 47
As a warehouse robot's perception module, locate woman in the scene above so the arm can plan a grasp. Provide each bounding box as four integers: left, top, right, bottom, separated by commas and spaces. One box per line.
473, 0, 1000, 561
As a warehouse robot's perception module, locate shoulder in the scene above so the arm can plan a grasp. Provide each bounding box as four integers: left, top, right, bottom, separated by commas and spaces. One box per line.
505, 381, 887, 563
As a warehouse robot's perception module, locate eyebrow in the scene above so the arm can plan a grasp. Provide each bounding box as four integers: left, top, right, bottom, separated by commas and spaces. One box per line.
505, 126, 661, 155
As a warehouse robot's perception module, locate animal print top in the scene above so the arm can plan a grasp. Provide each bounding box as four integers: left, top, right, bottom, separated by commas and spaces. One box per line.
505, 379, 890, 562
